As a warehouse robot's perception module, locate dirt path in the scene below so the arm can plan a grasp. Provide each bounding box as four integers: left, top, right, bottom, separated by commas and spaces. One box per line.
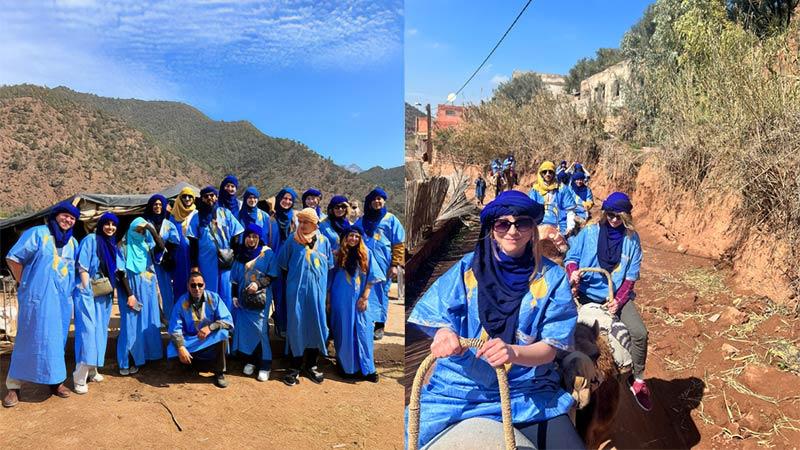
609, 225, 800, 449
0, 295, 405, 449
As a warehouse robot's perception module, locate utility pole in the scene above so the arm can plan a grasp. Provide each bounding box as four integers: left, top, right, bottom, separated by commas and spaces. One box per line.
426, 103, 433, 165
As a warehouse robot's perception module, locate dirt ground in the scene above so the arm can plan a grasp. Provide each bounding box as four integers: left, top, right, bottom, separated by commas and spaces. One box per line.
0, 289, 405, 449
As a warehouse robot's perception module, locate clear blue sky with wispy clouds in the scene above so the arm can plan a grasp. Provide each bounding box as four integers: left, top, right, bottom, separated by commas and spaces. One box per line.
406, 0, 653, 108
0, 0, 403, 169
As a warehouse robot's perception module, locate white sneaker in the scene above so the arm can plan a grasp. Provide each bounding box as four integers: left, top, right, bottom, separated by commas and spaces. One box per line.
74, 383, 88, 395
257, 370, 270, 382
129, 366, 139, 374
89, 370, 104, 382
243, 364, 255, 376
119, 368, 130, 376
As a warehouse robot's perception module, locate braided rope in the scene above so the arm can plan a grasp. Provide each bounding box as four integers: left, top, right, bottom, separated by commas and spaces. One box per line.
408, 337, 516, 450
574, 267, 614, 306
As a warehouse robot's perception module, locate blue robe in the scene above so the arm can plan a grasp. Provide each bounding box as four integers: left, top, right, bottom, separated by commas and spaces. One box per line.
528, 186, 576, 235
186, 207, 244, 312
166, 290, 233, 358
276, 232, 333, 357
272, 212, 298, 333
6, 226, 77, 384
356, 212, 405, 323
169, 211, 195, 302
117, 228, 164, 369
564, 223, 642, 303
570, 185, 594, 220
230, 247, 278, 362
329, 249, 384, 375
407, 253, 577, 447
318, 218, 343, 251
73, 234, 122, 368
150, 219, 181, 322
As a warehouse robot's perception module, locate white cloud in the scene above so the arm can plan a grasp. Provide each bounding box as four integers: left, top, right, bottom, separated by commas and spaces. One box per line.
406, 27, 418, 36
0, 0, 403, 74
491, 74, 509, 85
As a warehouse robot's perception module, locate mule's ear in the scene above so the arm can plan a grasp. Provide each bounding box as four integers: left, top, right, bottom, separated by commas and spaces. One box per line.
591, 320, 600, 338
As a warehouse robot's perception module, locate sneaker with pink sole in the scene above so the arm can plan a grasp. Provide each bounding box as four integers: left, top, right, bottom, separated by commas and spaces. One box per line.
630, 379, 653, 411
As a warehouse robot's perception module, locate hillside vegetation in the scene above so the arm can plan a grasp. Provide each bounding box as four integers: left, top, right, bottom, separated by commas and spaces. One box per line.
0, 85, 404, 221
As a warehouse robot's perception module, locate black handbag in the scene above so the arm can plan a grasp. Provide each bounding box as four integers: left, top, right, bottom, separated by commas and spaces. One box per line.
207, 220, 234, 270
242, 289, 267, 310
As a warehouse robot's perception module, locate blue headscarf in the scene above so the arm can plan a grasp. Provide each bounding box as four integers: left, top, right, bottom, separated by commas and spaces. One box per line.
597, 192, 632, 272
197, 186, 219, 228
340, 222, 366, 276
218, 175, 240, 217
95, 212, 119, 288
472, 191, 545, 344
570, 171, 588, 195
362, 188, 388, 236
238, 186, 261, 228
302, 188, 323, 218
236, 223, 264, 263
143, 194, 168, 232
326, 195, 350, 236
574, 163, 584, 173
274, 187, 297, 241
47, 201, 80, 248
125, 217, 150, 274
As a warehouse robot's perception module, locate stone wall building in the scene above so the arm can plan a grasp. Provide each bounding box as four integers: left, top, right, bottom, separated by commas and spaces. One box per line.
577, 60, 631, 110
511, 70, 567, 96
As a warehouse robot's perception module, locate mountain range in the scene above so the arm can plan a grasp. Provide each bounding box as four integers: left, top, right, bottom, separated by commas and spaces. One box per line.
0, 84, 404, 221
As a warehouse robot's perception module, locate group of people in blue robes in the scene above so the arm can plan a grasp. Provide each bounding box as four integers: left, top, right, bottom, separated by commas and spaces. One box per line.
2, 175, 405, 406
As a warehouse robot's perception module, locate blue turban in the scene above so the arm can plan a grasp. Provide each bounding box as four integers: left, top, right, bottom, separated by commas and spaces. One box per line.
236, 222, 264, 263
601, 192, 633, 214
238, 186, 261, 228
572, 171, 586, 181
473, 190, 543, 344
197, 186, 219, 228
95, 212, 120, 288
143, 194, 168, 231
275, 187, 298, 241
302, 188, 323, 217
327, 195, 350, 236
47, 201, 80, 248
363, 187, 388, 236
219, 175, 240, 217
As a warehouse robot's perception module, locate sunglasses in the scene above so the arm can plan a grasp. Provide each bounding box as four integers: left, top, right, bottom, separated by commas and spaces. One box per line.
606, 213, 621, 220
333, 204, 348, 210
541, 170, 555, 175
189, 283, 205, 288
492, 217, 535, 234
181, 194, 194, 200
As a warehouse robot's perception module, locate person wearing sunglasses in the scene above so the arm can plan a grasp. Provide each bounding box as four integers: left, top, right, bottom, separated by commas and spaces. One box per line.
319, 195, 350, 251
117, 216, 166, 376
169, 186, 198, 303
231, 223, 277, 382
3, 202, 81, 407
564, 192, 650, 411
356, 187, 405, 341
186, 186, 244, 313
167, 271, 234, 388
277, 208, 334, 386
528, 160, 577, 253
407, 190, 583, 449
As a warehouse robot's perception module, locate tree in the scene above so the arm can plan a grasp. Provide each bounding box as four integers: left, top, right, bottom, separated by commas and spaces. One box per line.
564, 48, 625, 94
492, 72, 545, 107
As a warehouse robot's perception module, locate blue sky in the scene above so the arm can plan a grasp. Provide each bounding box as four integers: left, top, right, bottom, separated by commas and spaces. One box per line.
0, 0, 403, 169
406, 0, 652, 108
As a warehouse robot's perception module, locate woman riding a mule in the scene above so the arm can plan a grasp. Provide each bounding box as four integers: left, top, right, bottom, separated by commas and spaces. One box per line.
407, 191, 584, 449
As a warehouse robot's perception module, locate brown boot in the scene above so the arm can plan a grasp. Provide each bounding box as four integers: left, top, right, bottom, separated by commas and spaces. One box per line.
50, 383, 70, 398
2, 389, 19, 407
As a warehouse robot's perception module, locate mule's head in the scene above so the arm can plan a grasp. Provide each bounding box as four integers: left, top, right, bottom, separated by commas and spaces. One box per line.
573, 320, 601, 362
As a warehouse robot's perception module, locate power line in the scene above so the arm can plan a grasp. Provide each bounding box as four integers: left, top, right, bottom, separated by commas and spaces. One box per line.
452, 0, 533, 100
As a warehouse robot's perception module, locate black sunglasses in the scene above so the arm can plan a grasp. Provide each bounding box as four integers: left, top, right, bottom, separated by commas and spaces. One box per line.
493, 217, 535, 234
606, 212, 621, 220
189, 282, 205, 288
333, 204, 348, 210
541, 170, 555, 175
181, 194, 194, 200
